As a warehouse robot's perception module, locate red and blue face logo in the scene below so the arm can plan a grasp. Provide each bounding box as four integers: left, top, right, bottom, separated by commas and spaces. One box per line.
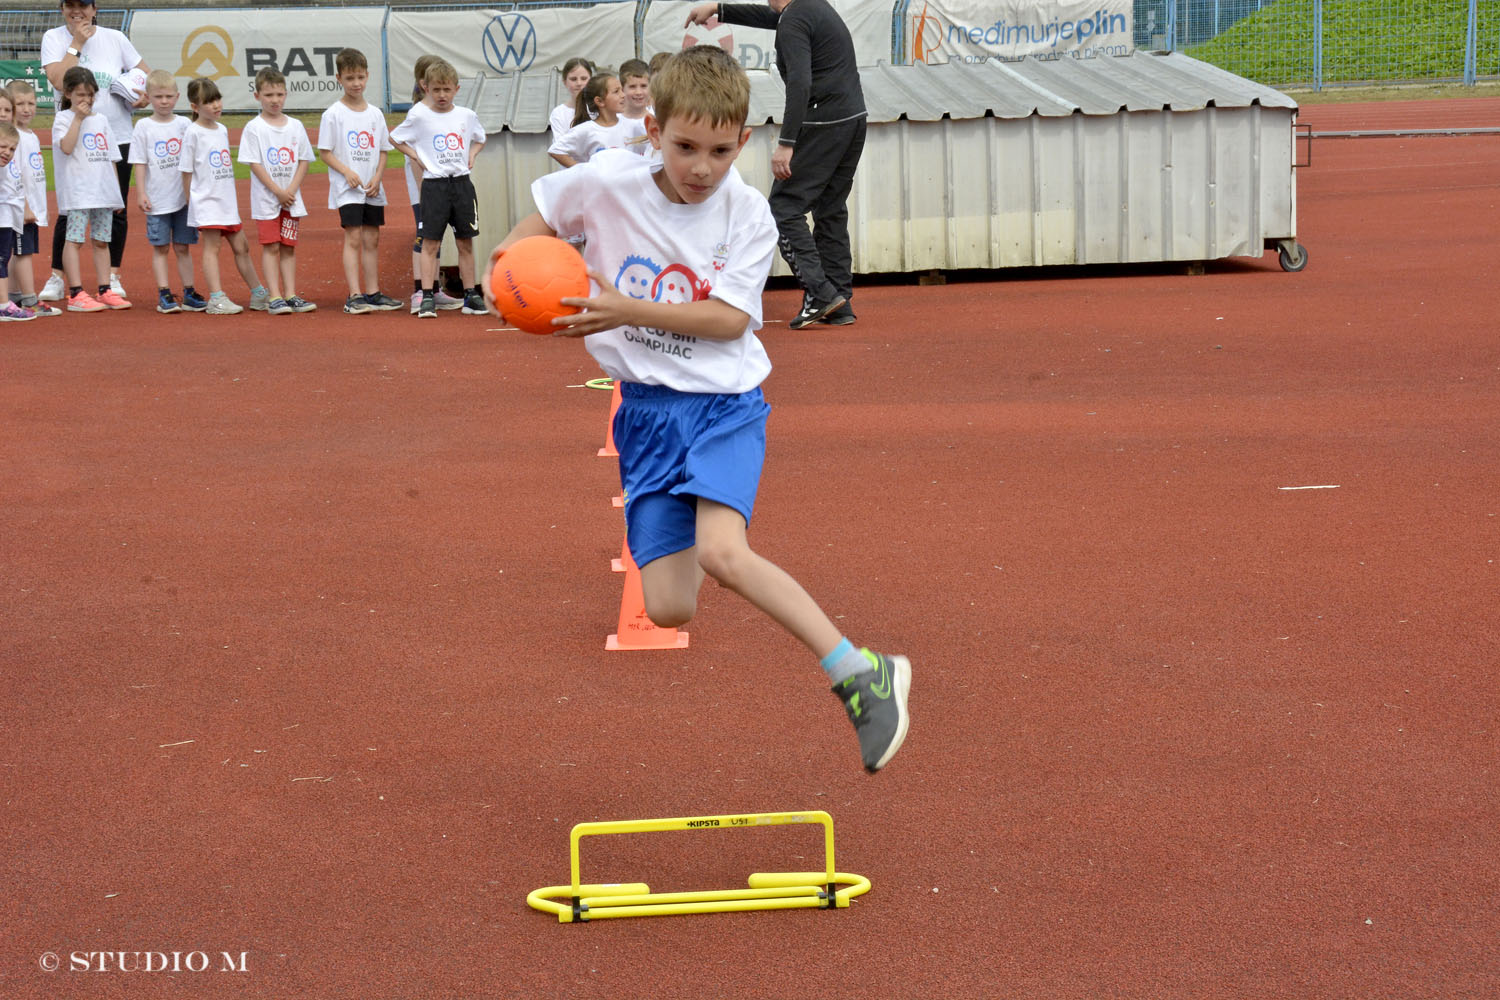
431, 132, 464, 153
80, 132, 108, 152
208, 149, 230, 169
28, 151, 44, 171
265, 146, 296, 167
346, 130, 375, 151
153, 137, 182, 159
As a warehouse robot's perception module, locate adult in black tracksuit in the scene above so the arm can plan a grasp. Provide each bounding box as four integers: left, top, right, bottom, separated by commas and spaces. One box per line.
687, 0, 865, 328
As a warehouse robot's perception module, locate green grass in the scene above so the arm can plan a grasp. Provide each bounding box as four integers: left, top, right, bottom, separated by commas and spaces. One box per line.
1187, 0, 1500, 87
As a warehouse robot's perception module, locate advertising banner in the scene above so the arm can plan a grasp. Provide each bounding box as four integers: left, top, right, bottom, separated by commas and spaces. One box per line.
127, 8, 388, 112
640, 0, 892, 71
0, 60, 56, 110
385, 6, 637, 89
902, 0, 1133, 64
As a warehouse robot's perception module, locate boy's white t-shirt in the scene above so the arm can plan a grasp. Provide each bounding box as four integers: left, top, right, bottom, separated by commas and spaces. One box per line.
39, 25, 141, 145
17, 129, 48, 227
0, 156, 25, 232
549, 102, 576, 137
238, 115, 315, 219
179, 121, 240, 228
531, 149, 775, 395
127, 115, 190, 216
390, 103, 485, 179
548, 117, 649, 164
51, 109, 124, 214
317, 100, 394, 209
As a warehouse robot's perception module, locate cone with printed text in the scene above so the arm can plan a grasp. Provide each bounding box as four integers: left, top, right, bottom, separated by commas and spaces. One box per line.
597, 382, 621, 457
607, 545, 689, 651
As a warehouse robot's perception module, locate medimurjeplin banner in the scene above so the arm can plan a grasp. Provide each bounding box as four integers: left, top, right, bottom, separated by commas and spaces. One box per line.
903, 0, 1133, 64
128, 8, 388, 112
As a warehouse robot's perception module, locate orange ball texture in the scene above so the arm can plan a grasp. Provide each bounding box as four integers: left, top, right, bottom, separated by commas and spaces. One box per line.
489, 236, 589, 335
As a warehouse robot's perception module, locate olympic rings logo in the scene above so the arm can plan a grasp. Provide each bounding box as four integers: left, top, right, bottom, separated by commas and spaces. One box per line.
80, 132, 107, 152
431, 132, 464, 153
208, 149, 230, 169
153, 137, 183, 158
346, 130, 375, 151
265, 146, 296, 167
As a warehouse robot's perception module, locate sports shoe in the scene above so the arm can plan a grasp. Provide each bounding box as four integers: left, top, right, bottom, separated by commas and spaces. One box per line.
40, 273, 65, 301
29, 301, 61, 318
461, 291, 488, 315
362, 292, 402, 311
435, 289, 465, 311
156, 289, 181, 314
0, 301, 36, 321
248, 287, 270, 312
343, 294, 374, 315
97, 288, 132, 309
109, 273, 127, 298
180, 288, 208, 312
832, 650, 911, 773
417, 293, 437, 319
266, 297, 292, 315
409, 290, 422, 314
205, 293, 243, 315
819, 303, 857, 326
67, 290, 107, 312
789, 293, 847, 330
287, 295, 317, 313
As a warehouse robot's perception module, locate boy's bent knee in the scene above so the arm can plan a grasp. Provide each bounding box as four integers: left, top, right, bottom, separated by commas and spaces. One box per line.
695, 538, 751, 589
642, 592, 695, 629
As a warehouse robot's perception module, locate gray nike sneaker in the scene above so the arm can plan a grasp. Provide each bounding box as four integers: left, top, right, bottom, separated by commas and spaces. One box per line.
833, 651, 911, 772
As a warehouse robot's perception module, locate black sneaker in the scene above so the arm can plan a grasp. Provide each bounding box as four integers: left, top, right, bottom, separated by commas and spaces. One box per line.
362, 292, 403, 311
417, 293, 437, 319
832, 651, 911, 772
460, 291, 488, 315
819, 303, 856, 326
343, 294, 373, 315
789, 294, 847, 330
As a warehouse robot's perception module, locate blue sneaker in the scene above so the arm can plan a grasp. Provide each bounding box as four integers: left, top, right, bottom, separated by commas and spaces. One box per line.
180, 288, 208, 312
362, 292, 402, 311
832, 651, 911, 772
266, 297, 293, 316
156, 289, 181, 314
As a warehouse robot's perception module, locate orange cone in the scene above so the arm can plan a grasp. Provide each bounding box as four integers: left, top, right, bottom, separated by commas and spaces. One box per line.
606, 546, 689, 651
597, 382, 621, 458
611, 530, 627, 573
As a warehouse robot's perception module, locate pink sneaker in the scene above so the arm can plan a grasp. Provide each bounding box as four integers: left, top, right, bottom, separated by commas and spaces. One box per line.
96, 288, 132, 310
67, 290, 107, 313
0, 301, 36, 321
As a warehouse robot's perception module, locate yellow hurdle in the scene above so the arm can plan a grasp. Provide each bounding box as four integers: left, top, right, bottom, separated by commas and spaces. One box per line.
526, 810, 871, 922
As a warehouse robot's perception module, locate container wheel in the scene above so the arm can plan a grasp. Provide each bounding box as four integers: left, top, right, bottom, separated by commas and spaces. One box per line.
1278, 242, 1309, 272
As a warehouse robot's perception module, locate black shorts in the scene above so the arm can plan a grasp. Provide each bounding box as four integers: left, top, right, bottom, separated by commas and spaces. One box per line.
338, 203, 386, 229
0, 227, 14, 278
418, 175, 478, 242
13, 221, 39, 257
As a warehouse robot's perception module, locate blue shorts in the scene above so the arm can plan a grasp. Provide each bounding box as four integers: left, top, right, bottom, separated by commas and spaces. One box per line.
12, 222, 38, 256
616, 382, 769, 567
146, 206, 198, 247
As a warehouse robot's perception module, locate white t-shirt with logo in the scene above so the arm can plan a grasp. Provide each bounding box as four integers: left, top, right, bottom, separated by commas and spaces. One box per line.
238, 116, 314, 220
548, 117, 649, 164
51, 109, 124, 215
128, 115, 190, 216
179, 121, 240, 228
0, 154, 25, 232
549, 103, 576, 137
39, 25, 142, 145
532, 149, 775, 395
317, 100, 393, 209
16, 128, 48, 227
390, 103, 485, 179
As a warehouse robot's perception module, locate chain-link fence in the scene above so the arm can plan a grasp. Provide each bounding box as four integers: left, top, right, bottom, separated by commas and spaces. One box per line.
1138, 0, 1499, 89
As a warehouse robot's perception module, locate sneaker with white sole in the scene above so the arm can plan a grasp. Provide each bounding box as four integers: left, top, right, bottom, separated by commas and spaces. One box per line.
156, 290, 181, 314
67, 290, 107, 313
362, 292, 402, 311
180, 288, 208, 312
417, 293, 437, 319
40, 273, 65, 302
461, 291, 488, 315
28, 301, 61, 318
109, 274, 127, 298
286, 296, 317, 313
97, 289, 132, 310
436, 289, 465, 311
266, 297, 292, 315
409, 291, 422, 314
248, 288, 270, 312
206, 294, 243, 315
832, 650, 911, 772
344, 294, 373, 315
789, 293, 847, 330
0, 301, 36, 321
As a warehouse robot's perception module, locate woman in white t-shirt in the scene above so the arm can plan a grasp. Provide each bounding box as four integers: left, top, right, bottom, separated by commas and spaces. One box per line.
39, 0, 149, 300
548, 57, 593, 139
548, 73, 649, 169
52, 67, 126, 312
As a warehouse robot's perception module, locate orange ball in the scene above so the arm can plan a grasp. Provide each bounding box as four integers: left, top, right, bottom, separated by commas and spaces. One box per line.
488, 235, 589, 335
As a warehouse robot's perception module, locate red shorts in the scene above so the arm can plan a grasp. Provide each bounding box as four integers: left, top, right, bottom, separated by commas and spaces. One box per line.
199, 223, 242, 234
256, 212, 299, 247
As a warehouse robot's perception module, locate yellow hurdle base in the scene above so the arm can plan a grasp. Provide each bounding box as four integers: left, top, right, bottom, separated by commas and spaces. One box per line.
526, 812, 872, 922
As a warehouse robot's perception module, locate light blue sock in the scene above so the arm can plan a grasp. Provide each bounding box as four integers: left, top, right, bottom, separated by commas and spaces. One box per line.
820, 638, 872, 683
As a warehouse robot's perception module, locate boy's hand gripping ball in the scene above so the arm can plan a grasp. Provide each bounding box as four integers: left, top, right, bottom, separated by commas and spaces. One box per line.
489, 236, 589, 335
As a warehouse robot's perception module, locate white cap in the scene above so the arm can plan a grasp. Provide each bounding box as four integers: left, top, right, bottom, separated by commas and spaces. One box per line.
110, 68, 148, 104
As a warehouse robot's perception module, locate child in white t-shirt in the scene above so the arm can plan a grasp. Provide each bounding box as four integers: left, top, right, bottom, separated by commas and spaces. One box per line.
179, 77, 268, 315
318, 47, 401, 314
0, 119, 35, 321
52, 66, 128, 312
4, 81, 57, 316
129, 70, 204, 314
389, 58, 487, 318
547, 72, 647, 168
548, 57, 593, 138
486, 47, 911, 774
399, 55, 463, 314
239, 68, 315, 315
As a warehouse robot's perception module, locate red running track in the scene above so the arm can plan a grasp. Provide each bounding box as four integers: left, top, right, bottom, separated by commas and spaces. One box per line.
3, 116, 1498, 999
